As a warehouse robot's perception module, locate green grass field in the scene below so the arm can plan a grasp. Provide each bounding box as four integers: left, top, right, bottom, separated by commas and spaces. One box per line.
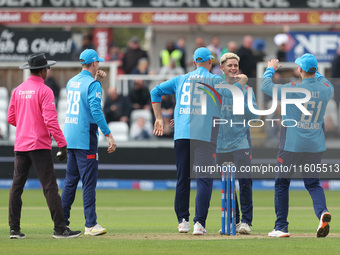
0, 189, 339, 255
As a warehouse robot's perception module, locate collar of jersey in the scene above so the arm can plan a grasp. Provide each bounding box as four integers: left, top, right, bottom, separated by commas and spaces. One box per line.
196, 66, 210, 72
80, 70, 92, 77
302, 77, 317, 82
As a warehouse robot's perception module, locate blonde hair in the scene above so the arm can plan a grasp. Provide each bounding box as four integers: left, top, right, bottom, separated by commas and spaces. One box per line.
220, 53, 240, 65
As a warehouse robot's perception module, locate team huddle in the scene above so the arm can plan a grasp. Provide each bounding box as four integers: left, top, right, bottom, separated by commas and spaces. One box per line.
7, 46, 333, 239
151, 48, 333, 238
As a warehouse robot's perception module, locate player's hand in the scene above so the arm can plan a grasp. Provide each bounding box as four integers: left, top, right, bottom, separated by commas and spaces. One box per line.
153, 119, 164, 136
267, 59, 282, 71
107, 133, 117, 153
234, 74, 248, 89
95, 70, 107, 81
170, 119, 174, 127
56, 146, 67, 161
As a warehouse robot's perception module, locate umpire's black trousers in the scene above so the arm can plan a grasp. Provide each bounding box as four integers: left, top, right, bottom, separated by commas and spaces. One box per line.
9, 149, 66, 232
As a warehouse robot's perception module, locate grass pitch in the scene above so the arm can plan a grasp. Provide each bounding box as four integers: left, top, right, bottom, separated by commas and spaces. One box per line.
0, 188, 339, 255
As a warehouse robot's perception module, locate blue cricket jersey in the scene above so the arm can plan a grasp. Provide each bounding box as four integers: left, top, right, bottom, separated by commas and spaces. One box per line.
261, 67, 334, 153
64, 70, 110, 150
217, 85, 258, 153
151, 66, 242, 144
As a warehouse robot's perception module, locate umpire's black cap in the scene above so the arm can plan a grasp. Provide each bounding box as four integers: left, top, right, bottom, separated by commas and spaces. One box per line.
19, 53, 56, 69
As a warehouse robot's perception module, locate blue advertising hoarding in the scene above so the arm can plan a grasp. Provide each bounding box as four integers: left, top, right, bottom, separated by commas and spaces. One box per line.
287, 32, 340, 62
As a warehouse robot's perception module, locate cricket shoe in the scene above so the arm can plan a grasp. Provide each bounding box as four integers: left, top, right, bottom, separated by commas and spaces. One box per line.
218, 222, 241, 234
178, 219, 190, 233
84, 224, 107, 236
10, 230, 25, 239
53, 228, 81, 239
193, 222, 207, 235
238, 222, 251, 235
268, 227, 290, 238
317, 212, 331, 238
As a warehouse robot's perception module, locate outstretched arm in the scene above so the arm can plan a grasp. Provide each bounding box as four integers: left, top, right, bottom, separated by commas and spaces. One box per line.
261, 59, 284, 99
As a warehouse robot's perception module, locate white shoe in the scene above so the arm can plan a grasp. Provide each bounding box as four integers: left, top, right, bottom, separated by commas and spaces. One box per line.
178, 219, 191, 233
235, 222, 241, 233
219, 222, 241, 234
238, 222, 251, 235
317, 212, 331, 238
193, 222, 207, 235
268, 228, 290, 238
84, 224, 107, 236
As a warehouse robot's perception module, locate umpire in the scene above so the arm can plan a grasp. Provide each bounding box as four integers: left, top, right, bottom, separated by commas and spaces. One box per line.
7, 53, 81, 239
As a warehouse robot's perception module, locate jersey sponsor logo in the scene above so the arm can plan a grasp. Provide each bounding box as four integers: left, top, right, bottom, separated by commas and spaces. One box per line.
96, 92, 102, 99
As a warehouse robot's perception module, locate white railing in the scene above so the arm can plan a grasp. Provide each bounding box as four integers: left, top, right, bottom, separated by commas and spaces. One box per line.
115, 74, 179, 96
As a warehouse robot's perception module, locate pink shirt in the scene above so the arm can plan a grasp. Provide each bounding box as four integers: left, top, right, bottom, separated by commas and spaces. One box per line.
7, 75, 67, 151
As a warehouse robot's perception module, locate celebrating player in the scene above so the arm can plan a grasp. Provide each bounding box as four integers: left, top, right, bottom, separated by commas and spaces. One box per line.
261, 54, 333, 238
151, 47, 246, 235
217, 53, 257, 234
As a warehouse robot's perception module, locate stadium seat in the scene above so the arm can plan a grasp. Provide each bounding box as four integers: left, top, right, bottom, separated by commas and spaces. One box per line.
0, 100, 8, 111
107, 121, 129, 142
130, 109, 152, 124
0, 87, 8, 100
9, 125, 16, 142
0, 121, 8, 139
0, 111, 6, 122
0, 88, 8, 111
59, 88, 67, 100
58, 99, 67, 113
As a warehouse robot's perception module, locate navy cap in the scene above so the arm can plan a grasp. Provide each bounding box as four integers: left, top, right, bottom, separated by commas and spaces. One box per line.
193, 47, 214, 63
79, 49, 105, 64
253, 38, 266, 51
295, 53, 318, 72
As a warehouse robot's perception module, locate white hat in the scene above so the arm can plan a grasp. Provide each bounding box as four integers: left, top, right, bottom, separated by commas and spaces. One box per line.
274, 34, 288, 46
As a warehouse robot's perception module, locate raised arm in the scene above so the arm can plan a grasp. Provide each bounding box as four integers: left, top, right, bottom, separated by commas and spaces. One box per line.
261, 59, 292, 100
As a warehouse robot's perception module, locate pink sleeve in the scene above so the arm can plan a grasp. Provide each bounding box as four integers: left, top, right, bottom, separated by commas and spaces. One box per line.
41, 88, 67, 148
7, 92, 16, 127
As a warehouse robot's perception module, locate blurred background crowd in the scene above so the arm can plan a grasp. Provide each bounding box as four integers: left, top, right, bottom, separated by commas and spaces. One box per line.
0, 1, 340, 148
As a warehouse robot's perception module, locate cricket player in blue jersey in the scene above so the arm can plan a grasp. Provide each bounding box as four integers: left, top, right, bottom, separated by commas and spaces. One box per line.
151, 47, 247, 235
217, 53, 258, 235
261, 54, 333, 238
61, 49, 116, 236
